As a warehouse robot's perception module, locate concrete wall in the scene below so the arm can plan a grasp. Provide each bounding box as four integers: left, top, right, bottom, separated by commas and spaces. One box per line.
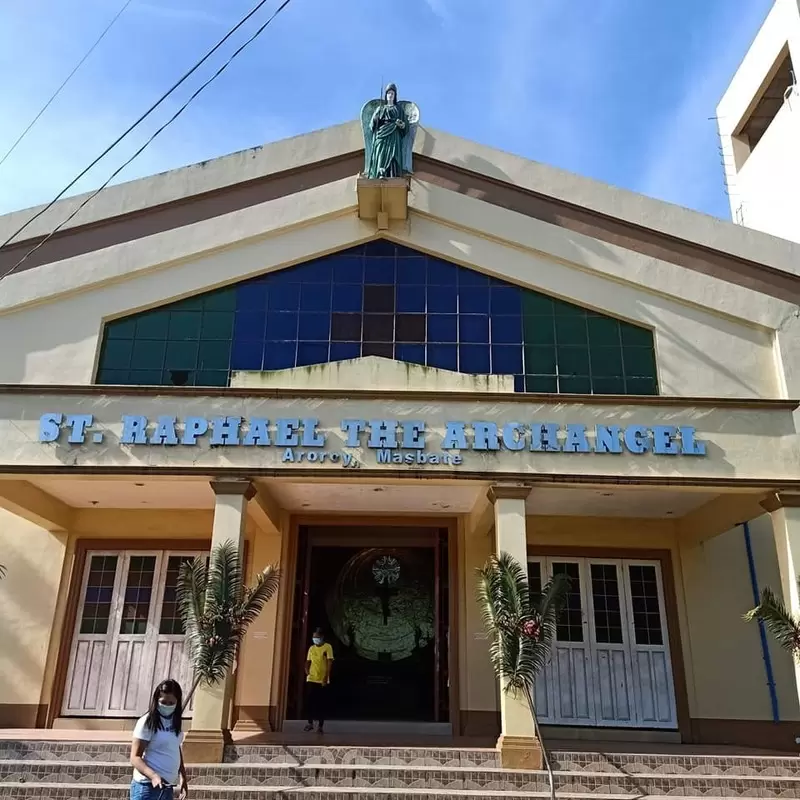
718, 0, 800, 242
680, 515, 800, 722
0, 508, 66, 726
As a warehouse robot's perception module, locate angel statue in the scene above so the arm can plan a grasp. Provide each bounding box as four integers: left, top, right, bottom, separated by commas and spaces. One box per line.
361, 83, 420, 179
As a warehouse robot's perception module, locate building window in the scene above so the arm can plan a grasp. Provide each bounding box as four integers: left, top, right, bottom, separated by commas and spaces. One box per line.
96, 240, 658, 395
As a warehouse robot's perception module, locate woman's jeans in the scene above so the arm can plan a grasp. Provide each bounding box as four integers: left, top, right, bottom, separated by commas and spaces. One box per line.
130, 781, 174, 800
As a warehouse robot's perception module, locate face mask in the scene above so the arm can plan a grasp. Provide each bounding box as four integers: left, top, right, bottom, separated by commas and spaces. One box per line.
312, 637, 323, 646
158, 702, 176, 717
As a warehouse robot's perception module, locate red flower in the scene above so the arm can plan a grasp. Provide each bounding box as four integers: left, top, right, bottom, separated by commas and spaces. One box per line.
521, 618, 541, 641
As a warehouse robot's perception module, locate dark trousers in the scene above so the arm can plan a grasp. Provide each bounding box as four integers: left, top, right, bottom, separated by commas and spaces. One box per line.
306, 681, 327, 725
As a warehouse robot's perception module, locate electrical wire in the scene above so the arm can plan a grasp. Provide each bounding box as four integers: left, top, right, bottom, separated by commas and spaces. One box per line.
0, 0, 134, 170
0, 0, 284, 258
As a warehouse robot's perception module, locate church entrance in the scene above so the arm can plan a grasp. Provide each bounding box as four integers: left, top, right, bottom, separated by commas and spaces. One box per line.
287, 526, 450, 725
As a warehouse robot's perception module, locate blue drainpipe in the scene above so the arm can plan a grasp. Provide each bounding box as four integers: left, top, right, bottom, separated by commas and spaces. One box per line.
742, 520, 780, 722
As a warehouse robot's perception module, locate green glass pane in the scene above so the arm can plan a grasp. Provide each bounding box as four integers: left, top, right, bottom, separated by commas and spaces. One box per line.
96, 369, 130, 385
521, 292, 553, 316
198, 340, 231, 371
134, 311, 170, 340
128, 369, 165, 385
168, 311, 202, 341
626, 376, 658, 395
590, 346, 624, 377
101, 339, 133, 369
131, 340, 166, 370
557, 345, 590, 376
171, 295, 203, 312
162, 369, 194, 387
587, 315, 621, 347
202, 311, 235, 340
620, 323, 653, 348
559, 375, 591, 394
623, 346, 657, 377
105, 318, 136, 340
203, 288, 237, 311
555, 315, 588, 346
525, 375, 558, 393
553, 299, 585, 317
524, 345, 556, 375
165, 341, 199, 370
522, 315, 555, 345
196, 370, 229, 387
592, 376, 626, 395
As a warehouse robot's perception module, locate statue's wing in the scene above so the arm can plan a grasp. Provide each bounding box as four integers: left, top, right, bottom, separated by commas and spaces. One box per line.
360, 99, 382, 175
399, 100, 420, 174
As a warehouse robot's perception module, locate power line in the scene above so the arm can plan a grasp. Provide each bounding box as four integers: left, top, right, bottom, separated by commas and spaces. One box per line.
0, 0, 282, 256
0, 0, 134, 170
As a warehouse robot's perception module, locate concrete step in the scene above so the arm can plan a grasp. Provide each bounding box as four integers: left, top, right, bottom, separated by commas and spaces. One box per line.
4, 760, 800, 796
0, 786, 636, 800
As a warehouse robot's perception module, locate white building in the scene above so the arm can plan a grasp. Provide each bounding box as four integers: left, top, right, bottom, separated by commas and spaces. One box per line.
717, 0, 800, 241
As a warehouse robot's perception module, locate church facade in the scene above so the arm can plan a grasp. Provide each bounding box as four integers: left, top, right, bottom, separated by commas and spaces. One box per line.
0, 113, 799, 764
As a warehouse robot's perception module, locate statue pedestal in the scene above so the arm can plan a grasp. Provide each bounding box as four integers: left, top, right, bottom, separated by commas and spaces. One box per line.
357, 177, 409, 230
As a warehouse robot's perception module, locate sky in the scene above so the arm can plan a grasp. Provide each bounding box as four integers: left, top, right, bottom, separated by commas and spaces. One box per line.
0, 0, 775, 221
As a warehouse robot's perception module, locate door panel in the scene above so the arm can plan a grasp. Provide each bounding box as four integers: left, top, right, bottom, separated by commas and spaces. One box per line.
527, 555, 677, 730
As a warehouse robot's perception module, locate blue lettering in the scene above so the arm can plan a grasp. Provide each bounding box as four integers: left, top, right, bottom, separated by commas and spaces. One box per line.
652, 425, 679, 455
276, 419, 300, 447
377, 449, 392, 464
39, 413, 63, 442
594, 425, 622, 454
150, 416, 179, 446
341, 419, 366, 447
66, 414, 93, 444
623, 425, 649, 454
531, 423, 561, 452
301, 418, 326, 447
680, 426, 707, 456
502, 423, 525, 451
182, 416, 208, 446
242, 418, 270, 446
442, 421, 467, 450
209, 416, 241, 446
401, 420, 426, 449
564, 424, 591, 454
473, 422, 500, 451
368, 419, 398, 449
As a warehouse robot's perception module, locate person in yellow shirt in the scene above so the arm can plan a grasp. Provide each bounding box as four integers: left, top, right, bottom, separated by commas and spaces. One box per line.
304, 627, 334, 733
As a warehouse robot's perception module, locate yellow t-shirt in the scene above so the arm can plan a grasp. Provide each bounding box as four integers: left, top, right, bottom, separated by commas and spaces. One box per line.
306, 643, 334, 684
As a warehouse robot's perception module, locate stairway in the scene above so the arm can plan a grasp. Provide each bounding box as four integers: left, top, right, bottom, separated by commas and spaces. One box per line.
1, 739, 799, 798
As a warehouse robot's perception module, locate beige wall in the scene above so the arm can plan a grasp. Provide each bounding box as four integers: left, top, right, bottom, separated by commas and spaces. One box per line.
0, 508, 66, 714
680, 514, 800, 722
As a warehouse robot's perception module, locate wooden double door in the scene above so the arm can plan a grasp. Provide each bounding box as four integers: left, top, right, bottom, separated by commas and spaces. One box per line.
62, 550, 203, 718
529, 556, 677, 729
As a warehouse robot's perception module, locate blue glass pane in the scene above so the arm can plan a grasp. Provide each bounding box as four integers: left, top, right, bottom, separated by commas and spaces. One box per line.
491, 315, 523, 344
365, 257, 395, 284
332, 284, 363, 313
236, 282, 267, 312
459, 285, 490, 314
460, 315, 489, 344
428, 259, 458, 286
263, 342, 296, 370
268, 284, 300, 311
396, 257, 427, 284
231, 339, 263, 371
331, 255, 363, 283
491, 344, 523, 374
298, 313, 331, 341
300, 284, 332, 312
458, 269, 489, 287
234, 311, 266, 340
396, 285, 426, 313
428, 314, 457, 343
330, 342, 361, 361
300, 261, 332, 283
396, 343, 425, 364
297, 342, 329, 366
266, 312, 298, 340
491, 285, 522, 315
428, 287, 457, 313
460, 344, 490, 373
365, 239, 396, 257
428, 344, 458, 371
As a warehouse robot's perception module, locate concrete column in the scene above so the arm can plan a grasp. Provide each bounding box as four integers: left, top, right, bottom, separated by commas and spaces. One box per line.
764, 493, 800, 710
487, 484, 541, 770
185, 478, 254, 764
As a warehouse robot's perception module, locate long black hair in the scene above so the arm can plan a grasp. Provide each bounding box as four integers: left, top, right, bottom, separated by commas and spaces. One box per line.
144, 679, 183, 735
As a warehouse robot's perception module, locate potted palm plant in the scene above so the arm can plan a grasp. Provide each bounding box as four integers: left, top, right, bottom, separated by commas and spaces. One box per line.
477, 551, 570, 797
178, 540, 280, 705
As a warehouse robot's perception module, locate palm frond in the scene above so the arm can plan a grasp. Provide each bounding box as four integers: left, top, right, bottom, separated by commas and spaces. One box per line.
0, 564, 6, 580
207, 540, 242, 617
238, 566, 281, 628
178, 556, 208, 661
745, 586, 800, 658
